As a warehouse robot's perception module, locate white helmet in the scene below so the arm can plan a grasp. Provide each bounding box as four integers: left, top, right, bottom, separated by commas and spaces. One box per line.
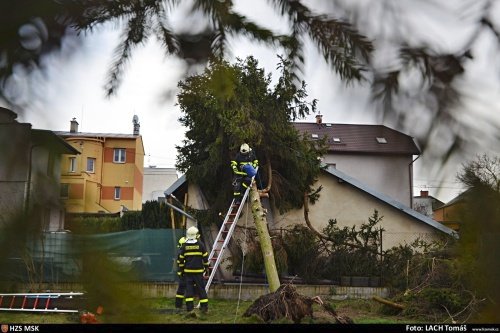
240, 143, 250, 155
186, 226, 199, 240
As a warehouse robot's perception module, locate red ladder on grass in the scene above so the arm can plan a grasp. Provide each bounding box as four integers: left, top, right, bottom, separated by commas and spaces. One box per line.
0, 292, 83, 313
204, 168, 258, 292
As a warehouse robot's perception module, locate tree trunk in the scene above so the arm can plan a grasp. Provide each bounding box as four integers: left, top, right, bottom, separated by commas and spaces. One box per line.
372, 296, 405, 310
250, 182, 281, 292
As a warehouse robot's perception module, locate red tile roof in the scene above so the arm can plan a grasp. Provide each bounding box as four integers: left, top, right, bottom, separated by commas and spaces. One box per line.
293, 122, 420, 155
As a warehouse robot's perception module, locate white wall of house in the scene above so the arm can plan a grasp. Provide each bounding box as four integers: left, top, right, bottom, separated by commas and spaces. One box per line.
322, 153, 415, 207
272, 173, 440, 251
143, 167, 178, 202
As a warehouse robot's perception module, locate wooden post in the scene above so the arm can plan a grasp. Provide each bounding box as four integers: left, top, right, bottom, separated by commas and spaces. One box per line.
249, 182, 280, 292
168, 197, 176, 230
168, 197, 178, 272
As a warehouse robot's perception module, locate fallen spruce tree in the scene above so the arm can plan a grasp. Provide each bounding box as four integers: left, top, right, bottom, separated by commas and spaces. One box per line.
243, 283, 353, 324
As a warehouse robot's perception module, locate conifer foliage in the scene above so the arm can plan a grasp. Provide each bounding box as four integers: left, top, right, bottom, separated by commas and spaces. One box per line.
175, 56, 326, 220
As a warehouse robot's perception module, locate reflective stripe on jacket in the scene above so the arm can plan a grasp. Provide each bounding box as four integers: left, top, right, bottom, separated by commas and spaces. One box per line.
230, 151, 258, 176
178, 240, 209, 274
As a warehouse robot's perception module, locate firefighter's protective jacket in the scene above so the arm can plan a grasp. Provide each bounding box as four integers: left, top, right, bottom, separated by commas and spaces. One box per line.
178, 239, 209, 274
231, 150, 258, 176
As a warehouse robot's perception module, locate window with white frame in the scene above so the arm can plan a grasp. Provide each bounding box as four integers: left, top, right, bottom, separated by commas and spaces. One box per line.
114, 187, 121, 200
69, 157, 76, 172
113, 148, 126, 163
86, 157, 96, 173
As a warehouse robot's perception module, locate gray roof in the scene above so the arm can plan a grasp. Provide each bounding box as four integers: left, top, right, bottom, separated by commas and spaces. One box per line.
55, 131, 139, 139
294, 122, 421, 155
32, 130, 80, 155
323, 165, 458, 238
161, 166, 457, 238
164, 174, 186, 196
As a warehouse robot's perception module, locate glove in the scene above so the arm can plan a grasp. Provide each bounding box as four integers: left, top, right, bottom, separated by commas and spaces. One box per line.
177, 271, 183, 277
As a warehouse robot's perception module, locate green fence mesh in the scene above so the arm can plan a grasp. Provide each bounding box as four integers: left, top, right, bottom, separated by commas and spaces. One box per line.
0, 229, 184, 283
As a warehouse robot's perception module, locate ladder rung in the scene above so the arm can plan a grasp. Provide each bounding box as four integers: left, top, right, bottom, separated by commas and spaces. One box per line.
206, 167, 258, 294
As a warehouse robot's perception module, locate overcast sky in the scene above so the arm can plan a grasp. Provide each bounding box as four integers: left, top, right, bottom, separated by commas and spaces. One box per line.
8, 0, 500, 202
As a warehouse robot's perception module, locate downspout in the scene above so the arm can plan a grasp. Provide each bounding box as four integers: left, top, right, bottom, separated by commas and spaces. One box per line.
99, 137, 105, 207
25, 144, 43, 214
408, 154, 421, 209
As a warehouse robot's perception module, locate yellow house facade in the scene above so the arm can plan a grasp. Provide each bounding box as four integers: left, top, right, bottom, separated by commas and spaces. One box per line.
56, 119, 145, 213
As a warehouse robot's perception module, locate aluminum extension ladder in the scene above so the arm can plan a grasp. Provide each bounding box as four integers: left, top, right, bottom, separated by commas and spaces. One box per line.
0, 292, 83, 313
204, 169, 258, 292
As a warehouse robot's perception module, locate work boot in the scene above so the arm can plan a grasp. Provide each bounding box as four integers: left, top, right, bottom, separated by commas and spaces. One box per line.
175, 298, 183, 309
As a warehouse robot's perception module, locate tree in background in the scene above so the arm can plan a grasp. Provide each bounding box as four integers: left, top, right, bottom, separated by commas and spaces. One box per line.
456, 154, 500, 323
175, 56, 326, 219
175, 56, 326, 292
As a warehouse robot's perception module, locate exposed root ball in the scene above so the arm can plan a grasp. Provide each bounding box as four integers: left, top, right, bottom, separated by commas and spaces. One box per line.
243, 284, 353, 324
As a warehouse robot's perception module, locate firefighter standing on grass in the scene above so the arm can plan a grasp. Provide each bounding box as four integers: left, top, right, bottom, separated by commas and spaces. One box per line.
174, 236, 187, 310
178, 226, 209, 313
231, 143, 258, 204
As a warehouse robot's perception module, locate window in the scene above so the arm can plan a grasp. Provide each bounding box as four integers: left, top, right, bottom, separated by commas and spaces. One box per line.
114, 187, 121, 200
69, 157, 76, 172
376, 137, 388, 144
86, 158, 96, 173
113, 148, 126, 163
332, 137, 341, 143
60, 184, 69, 198
311, 134, 319, 139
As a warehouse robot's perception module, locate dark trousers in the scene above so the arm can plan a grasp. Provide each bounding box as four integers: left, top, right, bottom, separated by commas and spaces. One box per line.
184, 273, 208, 311
175, 275, 186, 309
233, 176, 252, 202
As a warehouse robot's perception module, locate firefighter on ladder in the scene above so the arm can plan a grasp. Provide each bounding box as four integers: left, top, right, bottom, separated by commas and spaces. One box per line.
178, 226, 209, 313
231, 143, 258, 205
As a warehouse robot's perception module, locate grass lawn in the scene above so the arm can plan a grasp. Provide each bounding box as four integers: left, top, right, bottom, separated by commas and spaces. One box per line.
0, 298, 419, 324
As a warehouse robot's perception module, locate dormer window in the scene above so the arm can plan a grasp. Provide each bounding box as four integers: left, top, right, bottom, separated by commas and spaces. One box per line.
332, 137, 341, 143
311, 134, 319, 139
376, 137, 387, 144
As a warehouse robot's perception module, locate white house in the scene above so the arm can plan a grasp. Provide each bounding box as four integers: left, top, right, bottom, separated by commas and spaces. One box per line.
143, 167, 178, 203
293, 115, 421, 207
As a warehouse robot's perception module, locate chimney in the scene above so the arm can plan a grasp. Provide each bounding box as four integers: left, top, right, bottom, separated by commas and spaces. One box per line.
70, 118, 79, 133
420, 190, 429, 197
315, 114, 323, 124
